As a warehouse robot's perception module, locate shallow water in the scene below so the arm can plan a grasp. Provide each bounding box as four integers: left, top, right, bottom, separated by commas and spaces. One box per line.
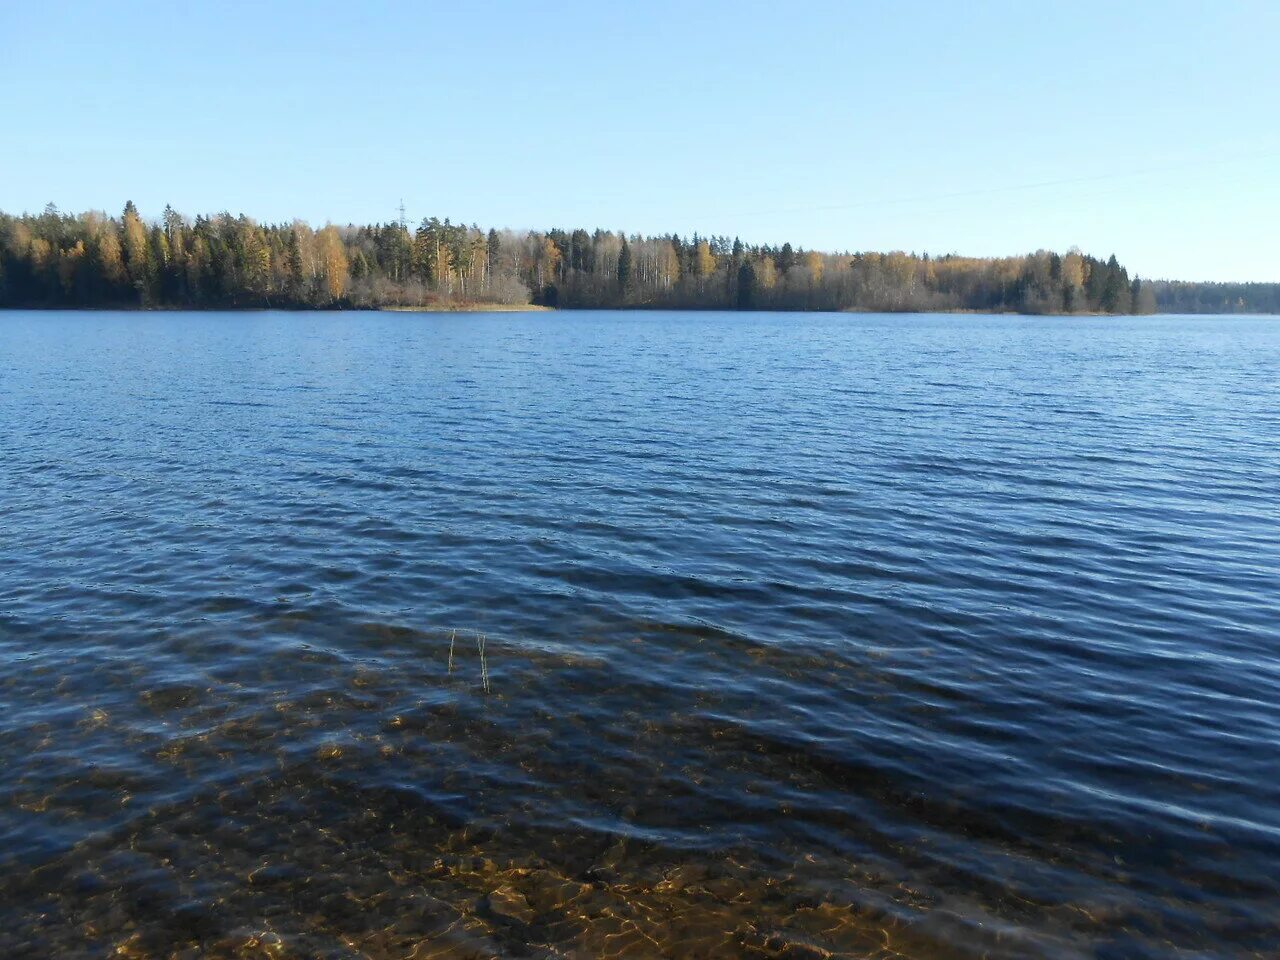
1, 309, 1278, 959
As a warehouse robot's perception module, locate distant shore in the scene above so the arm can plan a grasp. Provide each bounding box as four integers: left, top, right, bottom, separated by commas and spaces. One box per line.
6, 204, 1279, 315
0, 302, 556, 313
381, 303, 554, 313
4, 304, 1278, 317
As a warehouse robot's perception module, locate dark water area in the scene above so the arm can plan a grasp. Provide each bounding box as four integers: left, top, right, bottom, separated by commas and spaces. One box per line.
2, 310, 1278, 959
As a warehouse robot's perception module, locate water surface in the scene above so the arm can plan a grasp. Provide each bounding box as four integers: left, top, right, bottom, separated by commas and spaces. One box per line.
2, 310, 1279, 959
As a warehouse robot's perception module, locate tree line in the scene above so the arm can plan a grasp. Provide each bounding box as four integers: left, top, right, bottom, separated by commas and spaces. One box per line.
1, 202, 1166, 315
1146, 280, 1280, 315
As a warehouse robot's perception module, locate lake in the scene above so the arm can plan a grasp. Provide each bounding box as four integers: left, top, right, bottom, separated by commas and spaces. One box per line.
1, 309, 1278, 959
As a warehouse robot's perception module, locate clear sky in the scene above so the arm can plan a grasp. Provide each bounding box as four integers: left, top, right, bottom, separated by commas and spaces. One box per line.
3, 0, 1277, 281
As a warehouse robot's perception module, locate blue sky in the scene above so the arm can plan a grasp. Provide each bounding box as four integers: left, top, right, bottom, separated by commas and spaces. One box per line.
2, 0, 1277, 281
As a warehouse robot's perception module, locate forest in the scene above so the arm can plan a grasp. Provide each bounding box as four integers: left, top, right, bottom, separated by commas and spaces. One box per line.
0, 202, 1175, 315
1144, 280, 1280, 314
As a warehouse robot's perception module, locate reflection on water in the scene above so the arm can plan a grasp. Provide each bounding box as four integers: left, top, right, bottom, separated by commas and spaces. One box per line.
2, 311, 1279, 958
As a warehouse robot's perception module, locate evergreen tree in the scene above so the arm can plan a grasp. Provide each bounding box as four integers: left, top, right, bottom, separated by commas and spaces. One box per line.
617, 237, 632, 294
736, 262, 755, 310
1100, 254, 1129, 313
287, 229, 305, 299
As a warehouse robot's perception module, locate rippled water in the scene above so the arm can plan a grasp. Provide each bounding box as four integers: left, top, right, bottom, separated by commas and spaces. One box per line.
2, 310, 1279, 959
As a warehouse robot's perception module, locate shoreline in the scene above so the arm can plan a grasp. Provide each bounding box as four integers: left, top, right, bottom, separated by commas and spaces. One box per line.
1, 303, 1277, 317
380, 303, 555, 313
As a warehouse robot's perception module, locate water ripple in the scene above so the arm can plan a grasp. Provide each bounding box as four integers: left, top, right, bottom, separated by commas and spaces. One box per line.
1, 310, 1279, 958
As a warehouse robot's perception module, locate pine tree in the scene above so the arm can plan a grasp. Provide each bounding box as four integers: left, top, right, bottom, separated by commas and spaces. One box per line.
736, 262, 755, 310
617, 237, 633, 294
1100, 254, 1128, 313
287, 229, 305, 300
